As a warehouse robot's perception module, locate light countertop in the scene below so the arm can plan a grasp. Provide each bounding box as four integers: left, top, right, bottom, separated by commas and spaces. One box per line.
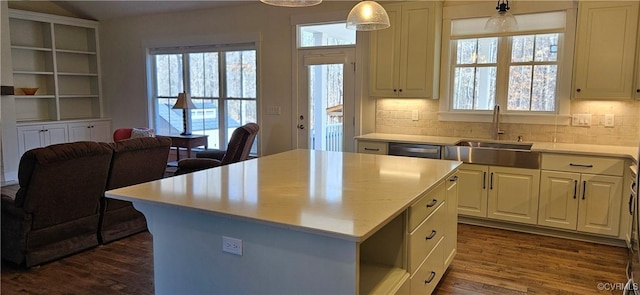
106, 149, 461, 242
356, 133, 638, 162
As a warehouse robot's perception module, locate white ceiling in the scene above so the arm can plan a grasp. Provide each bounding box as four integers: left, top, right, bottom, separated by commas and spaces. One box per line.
52, 1, 255, 21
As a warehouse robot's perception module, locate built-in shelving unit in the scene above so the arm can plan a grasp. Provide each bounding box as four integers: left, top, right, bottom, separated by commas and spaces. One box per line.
9, 9, 102, 122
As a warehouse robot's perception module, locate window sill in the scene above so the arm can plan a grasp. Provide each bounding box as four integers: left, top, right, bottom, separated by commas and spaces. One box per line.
438, 111, 571, 126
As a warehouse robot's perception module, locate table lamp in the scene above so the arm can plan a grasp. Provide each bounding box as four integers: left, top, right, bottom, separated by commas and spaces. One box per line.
172, 92, 196, 135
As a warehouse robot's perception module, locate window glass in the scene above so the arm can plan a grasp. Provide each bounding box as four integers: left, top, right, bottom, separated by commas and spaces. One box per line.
150, 45, 258, 152
298, 23, 356, 47
452, 37, 497, 111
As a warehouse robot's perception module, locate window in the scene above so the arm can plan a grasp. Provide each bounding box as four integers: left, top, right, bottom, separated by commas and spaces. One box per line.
440, 6, 576, 124
298, 23, 356, 48
453, 33, 559, 112
149, 44, 257, 152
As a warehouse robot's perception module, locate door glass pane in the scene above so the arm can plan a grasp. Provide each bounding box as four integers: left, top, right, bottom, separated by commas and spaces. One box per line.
308, 63, 343, 151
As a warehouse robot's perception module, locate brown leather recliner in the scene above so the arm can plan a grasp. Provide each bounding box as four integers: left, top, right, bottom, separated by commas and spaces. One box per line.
175, 123, 259, 175
100, 136, 171, 244
1, 141, 113, 267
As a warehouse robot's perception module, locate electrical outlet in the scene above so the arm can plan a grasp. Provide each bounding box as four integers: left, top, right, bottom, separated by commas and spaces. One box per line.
604, 114, 614, 127
222, 236, 243, 256
411, 110, 419, 121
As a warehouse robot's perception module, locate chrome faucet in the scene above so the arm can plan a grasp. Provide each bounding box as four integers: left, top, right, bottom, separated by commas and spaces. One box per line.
492, 104, 504, 140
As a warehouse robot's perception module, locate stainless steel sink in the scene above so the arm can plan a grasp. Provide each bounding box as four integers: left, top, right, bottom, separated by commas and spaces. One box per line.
444, 140, 540, 169
455, 141, 532, 150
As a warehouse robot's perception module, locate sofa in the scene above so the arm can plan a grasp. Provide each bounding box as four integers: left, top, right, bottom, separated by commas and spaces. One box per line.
1, 137, 171, 267
100, 136, 171, 243
1, 141, 113, 267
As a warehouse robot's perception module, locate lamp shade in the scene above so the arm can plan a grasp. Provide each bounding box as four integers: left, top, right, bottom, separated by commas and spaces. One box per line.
346, 1, 390, 31
260, 0, 321, 7
485, 0, 518, 33
172, 92, 196, 110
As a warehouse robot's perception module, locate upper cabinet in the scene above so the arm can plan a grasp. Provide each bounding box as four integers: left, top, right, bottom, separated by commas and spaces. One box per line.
573, 1, 639, 100
369, 1, 442, 98
9, 9, 103, 122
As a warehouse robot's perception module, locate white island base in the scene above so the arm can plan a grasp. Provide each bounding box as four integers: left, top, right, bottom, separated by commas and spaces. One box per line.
107, 150, 460, 294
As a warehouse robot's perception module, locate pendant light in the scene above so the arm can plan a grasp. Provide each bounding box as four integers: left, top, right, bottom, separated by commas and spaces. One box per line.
260, 0, 322, 7
485, 0, 518, 33
346, 1, 390, 31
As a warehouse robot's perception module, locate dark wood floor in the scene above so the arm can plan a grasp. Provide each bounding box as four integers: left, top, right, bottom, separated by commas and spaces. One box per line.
1, 224, 627, 294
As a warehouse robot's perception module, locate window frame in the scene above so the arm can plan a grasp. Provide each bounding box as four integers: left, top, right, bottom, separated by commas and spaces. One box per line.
147, 42, 258, 152
438, 1, 577, 125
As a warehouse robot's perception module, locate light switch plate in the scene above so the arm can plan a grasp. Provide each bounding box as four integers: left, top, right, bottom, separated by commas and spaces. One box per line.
571, 114, 591, 127
604, 114, 614, 127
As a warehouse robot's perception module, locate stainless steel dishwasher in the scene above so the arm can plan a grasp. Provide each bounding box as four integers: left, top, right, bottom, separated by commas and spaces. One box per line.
388, 142, 442, 159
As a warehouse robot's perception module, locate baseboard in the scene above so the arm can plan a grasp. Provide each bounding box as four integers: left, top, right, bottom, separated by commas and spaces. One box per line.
458, 216, 626, 248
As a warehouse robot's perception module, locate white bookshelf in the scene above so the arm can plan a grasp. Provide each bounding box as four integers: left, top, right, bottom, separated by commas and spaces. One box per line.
9, 9, 103, 122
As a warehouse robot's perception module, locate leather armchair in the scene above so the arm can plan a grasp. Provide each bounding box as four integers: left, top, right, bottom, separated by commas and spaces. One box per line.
175, 123, 259, 175
1, 142, 113, 267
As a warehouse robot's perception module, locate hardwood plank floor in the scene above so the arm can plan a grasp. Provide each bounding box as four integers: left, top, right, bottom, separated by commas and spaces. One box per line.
1, 224, 627, 294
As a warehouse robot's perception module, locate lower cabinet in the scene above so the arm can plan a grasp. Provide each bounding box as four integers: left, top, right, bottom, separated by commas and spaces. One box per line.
538, 171, 622, 236
68, 120, 111, 142
16, 123, 68, 156
457, 164, 540, 225
16, 119, 111, 156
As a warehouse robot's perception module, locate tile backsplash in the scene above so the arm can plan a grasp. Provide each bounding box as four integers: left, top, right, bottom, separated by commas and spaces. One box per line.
376, 99, 640, 146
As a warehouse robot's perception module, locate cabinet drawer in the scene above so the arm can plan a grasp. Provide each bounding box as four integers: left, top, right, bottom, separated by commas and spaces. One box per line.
410, 239, 444, 295
541, 154, 624, 176
408, 181, 445, 231
408, 204, 444, 274
357, 141, 388, 155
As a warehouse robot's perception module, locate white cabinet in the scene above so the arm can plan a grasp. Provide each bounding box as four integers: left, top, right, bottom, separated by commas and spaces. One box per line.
369, 1, 441, 98
9, 9, 102, 122
456, 164, 488, 218
356, 140, 388, 155
16, 123, 68, 155
573, 1, 639, 100
68, 120, 111, 142
487, 166, 541, 225
457, 164, 540, 225
539, 154, 624, 236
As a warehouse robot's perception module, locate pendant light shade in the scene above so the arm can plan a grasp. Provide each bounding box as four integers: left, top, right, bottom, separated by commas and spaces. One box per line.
346, 1, 390, 31
485, 0, 518, 33
260, 0, 322, 7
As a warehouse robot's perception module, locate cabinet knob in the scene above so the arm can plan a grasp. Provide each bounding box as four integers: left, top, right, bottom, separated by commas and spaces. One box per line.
636, 89, 639, 93
393, 89, 397, 92
398, 89, 402, 92
576, 88, 581, 92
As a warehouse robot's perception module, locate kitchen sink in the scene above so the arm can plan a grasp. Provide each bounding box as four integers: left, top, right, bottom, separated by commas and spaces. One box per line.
444, 140, 540, 169
455, 140, 532, 150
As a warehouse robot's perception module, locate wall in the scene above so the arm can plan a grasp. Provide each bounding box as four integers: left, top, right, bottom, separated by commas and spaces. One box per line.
1, 2, 18, 183
376, 99, 640, 146
99, 2, 358, 156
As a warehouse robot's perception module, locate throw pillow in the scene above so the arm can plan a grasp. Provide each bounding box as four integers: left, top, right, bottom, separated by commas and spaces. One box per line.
130, 128, 155, 138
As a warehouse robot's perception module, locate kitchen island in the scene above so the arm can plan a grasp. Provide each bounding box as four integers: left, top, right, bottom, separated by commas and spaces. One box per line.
106, 149, 460, 294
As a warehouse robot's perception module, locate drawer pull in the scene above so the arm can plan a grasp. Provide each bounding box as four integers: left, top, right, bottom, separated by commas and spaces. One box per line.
425, 230, 437, 240
363, 147, 380, 151
569, 163, 593, 168
449, 175, 458, 182
426, 199, 438, 208
424, 271, 436, 284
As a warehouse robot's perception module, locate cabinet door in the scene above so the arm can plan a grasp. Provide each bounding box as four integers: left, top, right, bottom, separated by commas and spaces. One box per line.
443, 173, 458, 268
17, 125, 45, 155
538, 171, 580, 230
397, 2, 439, 98
456, 164, 488, 217
44, 123, 68, 145
487, 166, 540, 225
89, 120, 111, 142
68, 122, 92, 142
573, 1, 639, 99
370, 3, 401, 97
577, 174, 623, 236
